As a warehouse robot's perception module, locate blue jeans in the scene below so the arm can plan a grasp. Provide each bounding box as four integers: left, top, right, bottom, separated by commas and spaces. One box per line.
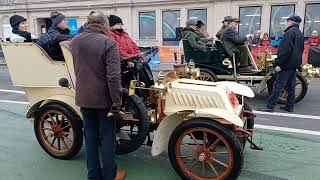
267, 70, 296, 110
81, 108, 117, 180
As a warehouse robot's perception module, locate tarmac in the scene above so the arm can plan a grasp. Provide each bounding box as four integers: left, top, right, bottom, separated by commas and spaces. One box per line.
1, 102, 320, 180
1, 64, 320, 180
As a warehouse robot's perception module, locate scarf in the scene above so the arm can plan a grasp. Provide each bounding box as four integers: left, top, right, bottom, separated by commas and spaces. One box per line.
12, 28, 32, 42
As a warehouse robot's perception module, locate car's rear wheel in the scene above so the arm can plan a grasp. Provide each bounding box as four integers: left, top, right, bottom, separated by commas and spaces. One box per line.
34, 103, 83, 160
196, 68, 218, 82
267, 72, 308, 104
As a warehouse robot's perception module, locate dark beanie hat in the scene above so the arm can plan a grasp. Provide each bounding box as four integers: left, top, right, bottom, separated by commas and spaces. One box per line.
10, 15, 26, 29
108, 15, 123, 27
50, 11, 66, 26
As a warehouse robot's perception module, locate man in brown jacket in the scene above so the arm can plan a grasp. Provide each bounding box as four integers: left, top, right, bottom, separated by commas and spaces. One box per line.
71, 11, 125, 180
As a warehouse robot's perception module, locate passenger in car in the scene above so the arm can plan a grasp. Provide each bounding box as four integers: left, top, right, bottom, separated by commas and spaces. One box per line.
40, 11, 72, 61
195, 20, 214, 44
9, 15, 37, 43
181, 18, 207, 52
216, 16, 232, 40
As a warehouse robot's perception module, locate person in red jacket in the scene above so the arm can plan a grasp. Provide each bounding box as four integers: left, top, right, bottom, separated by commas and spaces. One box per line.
108, 15, 142, 59
261, 32, 271, 47
306, 30, 320, 46
108, 14, 154, 91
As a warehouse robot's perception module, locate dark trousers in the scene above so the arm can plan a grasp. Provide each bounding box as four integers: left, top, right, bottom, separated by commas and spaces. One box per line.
267, 70, 296, 110
80, 108, 117, 180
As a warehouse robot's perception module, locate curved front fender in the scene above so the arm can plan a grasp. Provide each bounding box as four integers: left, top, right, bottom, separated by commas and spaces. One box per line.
151, 110, 194, 156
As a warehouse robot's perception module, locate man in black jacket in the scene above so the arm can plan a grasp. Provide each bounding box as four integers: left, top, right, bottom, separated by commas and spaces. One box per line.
46, 11, 72, 60
263, 16, 304, 112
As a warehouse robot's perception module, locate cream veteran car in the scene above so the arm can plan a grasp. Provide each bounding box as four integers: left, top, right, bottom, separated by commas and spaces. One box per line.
1, 42, 259, 180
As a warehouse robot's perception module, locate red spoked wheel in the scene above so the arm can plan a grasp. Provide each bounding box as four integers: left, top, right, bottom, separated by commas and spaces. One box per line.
34, 103, 83, 160
168, 119, 243, 180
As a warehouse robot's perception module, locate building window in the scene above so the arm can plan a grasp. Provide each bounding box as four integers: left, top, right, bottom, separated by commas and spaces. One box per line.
139, 11, 156, 39
239, 6, 262, 36
162, 10, 180, 46
188, 9, 207, 28
304, 3, 320, 38
270, 5, 295, 38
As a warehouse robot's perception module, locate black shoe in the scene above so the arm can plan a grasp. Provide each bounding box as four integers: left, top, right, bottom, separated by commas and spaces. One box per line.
280, 106, 293, 112
258, 107, 274, 113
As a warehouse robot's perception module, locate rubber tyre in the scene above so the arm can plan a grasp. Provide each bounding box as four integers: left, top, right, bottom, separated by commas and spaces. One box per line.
168, 119, 243, 180
197, 68, 218, 82
34, 103, 83, 160
116, 89, 150, 155
267, 72, 308, 104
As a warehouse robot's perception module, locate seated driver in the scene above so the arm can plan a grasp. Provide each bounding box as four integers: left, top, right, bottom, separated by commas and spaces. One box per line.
108, 15, 153, 88
181, 18, 207, 52
108, 15, 142, 60
220, 17, 254, 70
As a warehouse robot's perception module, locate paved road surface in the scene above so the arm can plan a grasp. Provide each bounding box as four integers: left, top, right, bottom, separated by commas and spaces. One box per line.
1, 65, 320, 180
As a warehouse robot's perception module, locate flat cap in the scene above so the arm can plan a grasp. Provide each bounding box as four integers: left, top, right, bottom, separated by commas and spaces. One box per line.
222, 16, 232, 23
229, 17, 240, 22
286, 16, 302, 23
186, 18, 198, 26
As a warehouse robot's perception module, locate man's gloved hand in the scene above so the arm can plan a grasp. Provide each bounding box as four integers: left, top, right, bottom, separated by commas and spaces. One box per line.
275, 66, 282, 73
127, 61, 134, 68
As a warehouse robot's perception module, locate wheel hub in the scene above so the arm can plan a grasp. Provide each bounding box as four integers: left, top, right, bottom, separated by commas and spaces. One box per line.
198, 153, 206, 162
52, 125, 63, 138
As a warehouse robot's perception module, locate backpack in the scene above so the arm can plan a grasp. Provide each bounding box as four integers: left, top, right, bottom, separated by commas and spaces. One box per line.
36, 33, 51, 51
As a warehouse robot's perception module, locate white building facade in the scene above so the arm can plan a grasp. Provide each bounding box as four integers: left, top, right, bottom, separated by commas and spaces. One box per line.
0, 0, 320, 46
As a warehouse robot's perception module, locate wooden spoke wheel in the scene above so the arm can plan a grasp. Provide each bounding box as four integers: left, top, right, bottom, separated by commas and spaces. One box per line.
196, 68, 218, 82
34, 104, 83, 160
116, 89, 150, 155
168, 119, 243, 180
